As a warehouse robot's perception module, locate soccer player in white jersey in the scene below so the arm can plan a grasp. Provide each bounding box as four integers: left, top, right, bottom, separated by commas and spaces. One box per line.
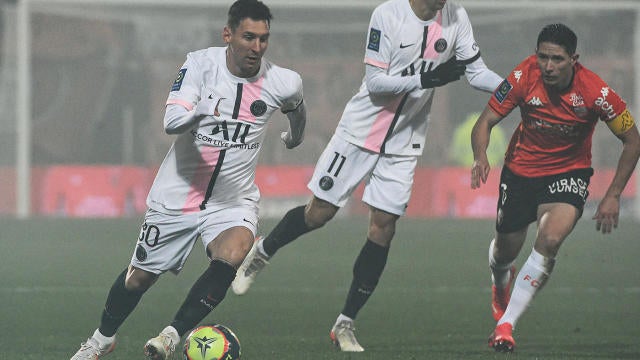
232, 0, 502, 352
70, 1, 306, 359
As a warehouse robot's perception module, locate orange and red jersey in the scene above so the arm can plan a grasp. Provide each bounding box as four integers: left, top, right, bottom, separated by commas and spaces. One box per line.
489, 55, 627, 177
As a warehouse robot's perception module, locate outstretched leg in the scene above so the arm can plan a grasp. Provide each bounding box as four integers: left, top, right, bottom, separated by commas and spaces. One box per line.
71, 266, 158, 360
145, 227, 252, 360
232, 196, 339, 295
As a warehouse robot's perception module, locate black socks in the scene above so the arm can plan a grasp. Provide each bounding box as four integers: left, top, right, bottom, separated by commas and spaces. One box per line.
341, 239, 389, 319
99, 269, 145, 337
170, 259, 236, 336
262, 205, 311, 256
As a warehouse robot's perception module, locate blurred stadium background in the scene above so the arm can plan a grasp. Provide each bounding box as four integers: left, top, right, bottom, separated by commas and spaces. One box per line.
1, 0, 639, 220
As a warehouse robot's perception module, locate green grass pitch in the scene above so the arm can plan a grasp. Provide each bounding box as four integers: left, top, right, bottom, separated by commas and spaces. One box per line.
1, 216, 638, 359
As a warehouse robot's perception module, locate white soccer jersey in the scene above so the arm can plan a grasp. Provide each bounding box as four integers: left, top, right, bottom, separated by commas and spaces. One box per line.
147, 47, 303, 215
335, 0, 483, 156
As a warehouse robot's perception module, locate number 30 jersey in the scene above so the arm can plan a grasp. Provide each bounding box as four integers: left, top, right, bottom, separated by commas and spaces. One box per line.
147, 47, 303, 215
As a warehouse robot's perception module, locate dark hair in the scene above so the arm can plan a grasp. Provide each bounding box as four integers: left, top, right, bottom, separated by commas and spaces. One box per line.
227, 0, 273, 31
537, 23, 577, 55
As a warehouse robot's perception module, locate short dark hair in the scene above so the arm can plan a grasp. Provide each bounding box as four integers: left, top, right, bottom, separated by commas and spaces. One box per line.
227, 0, 273, 31
537, 23, 577, 55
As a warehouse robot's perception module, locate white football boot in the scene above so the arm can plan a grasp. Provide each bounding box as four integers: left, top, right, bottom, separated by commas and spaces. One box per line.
144, 326, 180, 360
330, 320, 365, 352
70, 330, 116, 360
231, 236, 270, 295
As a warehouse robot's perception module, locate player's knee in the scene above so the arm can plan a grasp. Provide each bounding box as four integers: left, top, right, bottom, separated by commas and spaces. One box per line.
219, 242, 253, 268
367, 225, 395, 246
124, 268, 157, 292
535, 234, 564, 257
367, 210, 398, 245
304, 198, 338, 229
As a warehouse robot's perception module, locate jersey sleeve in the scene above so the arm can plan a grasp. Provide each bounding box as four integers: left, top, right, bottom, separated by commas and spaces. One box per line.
488, 59, 528, 117
280, 72, 304, 113
363, 5, 393, 70
453, 5, 480, 63
166, 52, 204, 111
590, 81, 627, 123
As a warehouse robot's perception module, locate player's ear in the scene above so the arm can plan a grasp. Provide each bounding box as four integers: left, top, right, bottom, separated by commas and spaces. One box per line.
222, 26, 232, 44
571, 53, 579, 64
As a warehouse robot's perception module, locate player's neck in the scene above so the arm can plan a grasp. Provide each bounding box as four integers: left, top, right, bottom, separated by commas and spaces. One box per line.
409, 0, 438, 21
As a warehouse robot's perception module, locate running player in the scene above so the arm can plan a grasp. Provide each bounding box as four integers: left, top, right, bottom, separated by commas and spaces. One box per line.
70, 1, 306, 359
231, 0, 502, 352
470, 23, 640, 353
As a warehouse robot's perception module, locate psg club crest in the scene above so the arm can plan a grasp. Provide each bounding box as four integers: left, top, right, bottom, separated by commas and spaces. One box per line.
135, 245, 147, 262
319, 176, 334, 191
434, 38, 447, 53
250, 100, 267, 117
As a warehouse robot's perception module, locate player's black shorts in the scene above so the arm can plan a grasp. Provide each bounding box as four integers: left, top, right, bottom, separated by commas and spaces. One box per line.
495, 166, 594, 233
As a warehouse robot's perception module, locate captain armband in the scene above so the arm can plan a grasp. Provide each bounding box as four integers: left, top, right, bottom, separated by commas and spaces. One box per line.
606, 109, 635, 135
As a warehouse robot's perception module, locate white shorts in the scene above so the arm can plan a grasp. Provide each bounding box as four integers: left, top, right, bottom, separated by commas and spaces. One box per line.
307, 134, 417, 216
130, 203, 258, 274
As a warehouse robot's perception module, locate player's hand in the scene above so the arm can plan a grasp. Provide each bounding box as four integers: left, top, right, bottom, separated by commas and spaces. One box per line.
194, 93, 220, 118
470, 158, 490, 189
420, 56, 466, 89
592, 195, 620, 234
281, 131, 302, 149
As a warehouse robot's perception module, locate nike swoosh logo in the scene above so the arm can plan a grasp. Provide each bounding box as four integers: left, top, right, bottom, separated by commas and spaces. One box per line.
243, 218, 254, 225
400, 43, 414, 49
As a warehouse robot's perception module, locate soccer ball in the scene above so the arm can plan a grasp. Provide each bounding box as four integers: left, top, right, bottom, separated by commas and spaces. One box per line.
183, 324, 241, 360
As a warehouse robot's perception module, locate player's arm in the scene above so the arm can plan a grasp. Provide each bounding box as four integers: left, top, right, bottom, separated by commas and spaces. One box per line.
281, 100, 307, 149
365, 57, 467, 96
593, 110, 640, 233
364, 64, 422, 95
164, 93, 221, 135
163, 104, 197, 135
451, 5, 502, 93
164, 54, 206, 135
470, 105, 504, 189
463, 55, 503, 93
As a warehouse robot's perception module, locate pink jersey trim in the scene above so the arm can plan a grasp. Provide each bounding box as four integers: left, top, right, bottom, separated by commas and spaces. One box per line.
422, 12, 443, 60
166, 99, 194, 111
363, 96, 403, 152
364, 57, 389, 70
238, 77, 265, 122
182, 146, 222, 213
